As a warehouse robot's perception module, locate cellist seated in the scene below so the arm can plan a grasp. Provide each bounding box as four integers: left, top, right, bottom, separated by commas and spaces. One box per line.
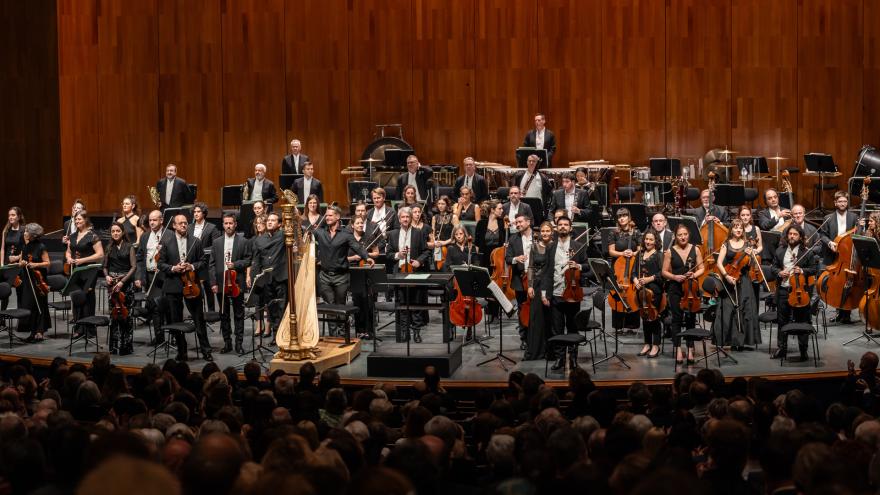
770, 224, 819, 361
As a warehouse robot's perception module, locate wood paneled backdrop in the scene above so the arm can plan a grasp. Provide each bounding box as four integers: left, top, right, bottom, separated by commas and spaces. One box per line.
2, 0, 880, 229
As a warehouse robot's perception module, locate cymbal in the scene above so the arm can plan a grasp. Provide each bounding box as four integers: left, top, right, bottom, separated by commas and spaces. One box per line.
360, 158, 383, 163
712, 164, 738, 168
767, 156, 788, 161
614, 164, 631, 169
719, 149, 738, 155
476, 162, 506, 168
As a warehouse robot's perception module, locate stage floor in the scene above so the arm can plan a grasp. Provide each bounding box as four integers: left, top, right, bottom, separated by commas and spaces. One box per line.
1, 292, 873, 384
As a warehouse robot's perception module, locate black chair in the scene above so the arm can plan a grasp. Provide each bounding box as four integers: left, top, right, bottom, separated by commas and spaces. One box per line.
811, 294, 828, 339
438, 186, 455, 199
545, 333, 587, 377
617, 186, 636, 202
744, 188, 759, 204
574, 308, 599, 370
779, 322, 819, 366
46, 274, 71, 337
0, 283, 30, 348
69, 315, 109, 355
317, 303, 359, 346
759, 310, 778, 354
157, 321, 198, 363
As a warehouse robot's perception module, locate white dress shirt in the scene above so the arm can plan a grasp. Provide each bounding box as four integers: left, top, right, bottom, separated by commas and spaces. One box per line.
165, 178, 174, 205
176, 234, 188, 263
397, 227, 412, 267
193, 221, 205, 239
146, 229, 161, 271
535, 129, 545, 149
252, 178, 264, 201
781, 245, 798, 288
408, 172, 422, 201
553, 238, 571, 296
507, 202, 519, 230
303, 176, 312, 200
836, 212, 848, 240
520, 172, 543, 199
223, 234, 235, 271
520, 233, 533, 271
372, 206, 389, 232
564, 190, 576, 218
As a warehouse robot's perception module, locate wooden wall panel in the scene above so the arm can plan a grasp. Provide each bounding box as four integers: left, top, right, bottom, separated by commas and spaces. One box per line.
158, 0, 224, 208
602, 0, 667, 165
864, 0, 880, 149
284, 0, 351, 204
538, 0, 603, 166
96, 0, 159, 213
221, 0, 286, 186
474, 0, 537, 165
666, 0, 732, 161
411, 0, 476, 167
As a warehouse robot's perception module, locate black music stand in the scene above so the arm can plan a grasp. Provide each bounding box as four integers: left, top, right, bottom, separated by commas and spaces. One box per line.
279, 174, 303, 191
714, 184, 745, 220
63, 264, 102, 350
451, 266, 491, 354
515, 147, 548, 168
384, 149, 414, 170
221, 185, 243, 207
649, 158, 681, 177
805, 153, 839, 215
243, 268, 275, 364
611, 203, 649, 231
350, 265, 387, 352
588, 258, 631, 370
163, 207, 193, 225
845, 235, 880, 346
667, 216, 702, 247
238, 202, 257, 236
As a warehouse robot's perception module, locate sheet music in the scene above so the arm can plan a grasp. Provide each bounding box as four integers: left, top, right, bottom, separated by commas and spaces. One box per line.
488, 280, 516, 314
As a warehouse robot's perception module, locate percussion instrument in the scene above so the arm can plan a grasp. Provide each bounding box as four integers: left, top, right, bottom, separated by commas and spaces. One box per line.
632, 167, 650, 182
542, 168, 573, 185
486, 167, 517, 189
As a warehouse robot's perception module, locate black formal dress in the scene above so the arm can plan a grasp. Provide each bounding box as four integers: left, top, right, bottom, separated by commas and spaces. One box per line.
609, 229, 642, 330
524, 242, 550, 360
712, 241, 761, 348
667, 245, 699, 349
70, 230, 100, 334
19, 240, 50, 336
118, 215, 139, 244
2, 227, 23, 310
636, 250, 664, 346
104, 242, 136, 354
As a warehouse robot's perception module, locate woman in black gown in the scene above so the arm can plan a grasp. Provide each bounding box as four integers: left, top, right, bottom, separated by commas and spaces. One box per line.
453, 186, 481, 224
634, 230, 664, 358
17, 223, 51, 341
66, 211, 105, 338
608, 208, 642, 332
116, 195, 143, 244
1, 207, 24, 310
524, 221, 555, 360
429, 196, 454, 271
104, 223, 137, 354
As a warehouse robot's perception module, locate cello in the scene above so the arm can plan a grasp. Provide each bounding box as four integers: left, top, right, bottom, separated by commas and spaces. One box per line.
608, 227, 640, 312
698, 172, 729, 295
816, 178, 870, 311
449, 242, 483, 328
490, 244, 515, 302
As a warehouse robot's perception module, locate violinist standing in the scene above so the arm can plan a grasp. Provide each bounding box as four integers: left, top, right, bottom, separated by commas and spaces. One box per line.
608, 209, 642, 333
523, 221, 554, 361
713, 219, 761, 350
662, 224, 705, 365
546, 216, 590, 371
348, 216, 380, 338
249, 212, 288, 340
67, 212, 105, 339
104, 223, 136, 355
475, 200, 507, 322
15, 223, 50, 342
209, 213, 250, 355
505, 213, 535, 348
188, 202, 221, 312
819, 191, 859, 324
386, 207, 430, 343
1, 207, 24, 311
770, 225, 819, 361
135, 210, 171, 346
634, 231, 663, 359
159, 214, 211, 362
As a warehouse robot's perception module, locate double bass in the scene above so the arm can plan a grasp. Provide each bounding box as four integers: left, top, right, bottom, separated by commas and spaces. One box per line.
816, 178, 870, 311
608, 227, 639, 312
860, 209, 880, 330
698, 172, 729, 295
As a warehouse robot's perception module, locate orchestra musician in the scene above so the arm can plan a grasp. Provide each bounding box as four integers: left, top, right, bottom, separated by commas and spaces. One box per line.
353, 201, 368, 220
819, 191, 859, 324
301, 195, 322, 231
757, 188, 791, 232
445, 225, 481, 268
574, 167, 589, 189
252, 200, 268, 218
250, 212, 289, 339
209, 213, 250, 354
650, 213, 674, 252
386, 207, 431, 343
453, 157, 489, 203
245, 163, 279, 204
770, 224, 819, 361
475, 200, 508, 274
523, 221, 554, 361
366, 188, 399, 237
156, 164, 194, 210
546, 216, 589, 371
12, 224, 50, 342
662, 224, 705, 365
135, 210, 171, 346
789, 205, 818, 245
688, 189, 729, 226
429, 196, 454, 270
634, 231, 663, 359
522, 113, 556, 167
398, 185, 424, 219
514, 155, 552, 216
453, 186, 481, 224
549, 172, 590, 222
608, 208, 642, 333
505, 213, 535, 348
713, 219, 761, 351
293, 162, 323, 204
246, 213, 270, 337
396, 155, 433, 202
104, 223, 136, 355
1, 207, 24, 310
116, 195, 143, 243
348, 215, 380, 338
62, 199, 84, 240
502, 186, 533, 230
66, 211, 105, 339
158, 214, 212, 362
188, 202, 221, 312
281, 138, 310, 175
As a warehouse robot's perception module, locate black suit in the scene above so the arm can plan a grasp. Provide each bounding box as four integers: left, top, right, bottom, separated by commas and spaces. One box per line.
209, 233, 250, 347
157, 233, 209, 358
293, 176, 324, 204
156, 177, 194, 210
505, 231, 535, 340
281, 153, 310, 175
396, 167, 433, 201
687, 205, 729, 226
453, 174, 489, 203
245, 178, 279, 204
522, 129, 557, 167
250, 230, 288, 332
386, 227, 430, 341
652, 228, 674, 251
502, 201, 534, 226
757, 208, 787, 232
549, 188, 591, 222
136, 228, 173, 343
770, 243, 819, 355
544, 239, 590, 360
818, 211, 859, 265
188, 221, 221, 310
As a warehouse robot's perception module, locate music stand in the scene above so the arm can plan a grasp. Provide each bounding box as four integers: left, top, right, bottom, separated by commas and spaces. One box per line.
845, 235, 880, 346
348, 181, 379, 205
221, 186, 243, 207
237, 202, 257, 236
243, 268, 275, 364
279, 174, 303, 191
163, 207, 192, 225
450, 266, 491, 354
350, 265, 387, 352
611, 203, 649, 231
805, 153, 841, 215
649, 158, 681, 177
667, 216, 702, 247
516, 147, 548, 168
384, 149, 414, 170
63, 264, 102, 351
588, 258, 631, 370
713, 184, 746, 220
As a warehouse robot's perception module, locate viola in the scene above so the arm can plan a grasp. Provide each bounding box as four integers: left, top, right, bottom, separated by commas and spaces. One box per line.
27, 255, 49, 296
747, 237, 768, 287
110, 279, 128, 320
181, 270, 201, 299
817, 177, 870, 311
562, 249, 584, 303
723, 249, 751, 282
223, 252, 241, 298
636, 256, 660, 321
680, 258, 702, 313
450, 278, 483, 328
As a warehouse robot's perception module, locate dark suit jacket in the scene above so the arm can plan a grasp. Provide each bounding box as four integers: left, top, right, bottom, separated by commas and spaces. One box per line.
135, 228, 173, 285
246, 178, 279, 204
549, 188, 591, 222
188, 221, 221, 280
502, 201, 534, 225
293, 176, 324, 204
396, 167, 433, 201
505, 232, 536, 291
522, 129, 557, 167
770, 243, 819, 286
250, 231, 287, 283
792, 221, 819, 248
542, 239, 590, 297
209, 233, 251, 291
281, 153, 310, 175
818, 211, 859, 264
512, 170, 553, 206
156, 178, 194, 209
453, 174, 489, 203
157, 234, 206, 295
653, 228, 674, 251
365, 206, 400, 237
687, 205, 729, 226
385, 227, 430, 272
757, 208, 787, 232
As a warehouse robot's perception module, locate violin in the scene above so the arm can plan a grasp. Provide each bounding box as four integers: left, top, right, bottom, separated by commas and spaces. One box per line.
433, 214, 450, 271
747, 237, 766, 284
223, 252, 240, 298
400, 245, 415, 273
110, 277, 128, 320
27, 255, 49, 297
723, 249, 751, 282
561, 230, 591, 303
178, 243, 201, 299
636, 254, 660, 321
680, 257, 702, 313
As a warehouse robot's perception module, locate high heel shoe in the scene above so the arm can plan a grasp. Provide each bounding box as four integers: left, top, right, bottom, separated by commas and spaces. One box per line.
638, 346, 650, 357
648, 346, 660, 358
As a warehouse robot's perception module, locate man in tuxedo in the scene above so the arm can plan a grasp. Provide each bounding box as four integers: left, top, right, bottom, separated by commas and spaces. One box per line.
819, 191, 860, 323
651, 213, 674, 251
453, 157, 489, 203
209, 213, 250, 354
156, 164, 194, 210
546, 216, 591, 370
250, 212, 288, 336
522, 113, 557, 168
187, 202, 221, 311
502, 186, 533, 230
513, 155, 552, 220
246, 163, 279, 204
396, 155, 433, 202
505, 213, 535, 348
135, 210, 172, 346
386, 207, 431, 342
281, 139, 309, 175
688, 189, 729, 226
293, 162, 323, 203
158, 214, 211, 362
770, 224, 819, 361
757, 188, 791, 232
549, 172, 590, 222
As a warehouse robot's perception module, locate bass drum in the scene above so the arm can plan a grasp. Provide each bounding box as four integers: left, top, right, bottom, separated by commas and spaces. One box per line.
361, 136, 413, 163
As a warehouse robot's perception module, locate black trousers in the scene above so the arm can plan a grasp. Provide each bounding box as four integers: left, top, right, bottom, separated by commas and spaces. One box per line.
144, 272, 168, 343
319, 271, 350, 335
550, 297, 580, 359
668, 291, 696, 349
515, 290, 528, 341
265, 280, 288, 334
202, 279, 219, 311
219, 293, 245, 345
166, 292, 209, 356
776, 286, 811, 353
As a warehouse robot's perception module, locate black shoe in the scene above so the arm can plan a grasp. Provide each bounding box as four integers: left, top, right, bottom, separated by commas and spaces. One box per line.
551, 357, 565, 371
771, 348, 787, 359
569, 356, 579, 370
798, 350, 809, 362
413, 328, 422, 344
235, 344, 244, 354
220, 342, 233, 354
520, 341, 527, 350
202, 352, 214, 362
